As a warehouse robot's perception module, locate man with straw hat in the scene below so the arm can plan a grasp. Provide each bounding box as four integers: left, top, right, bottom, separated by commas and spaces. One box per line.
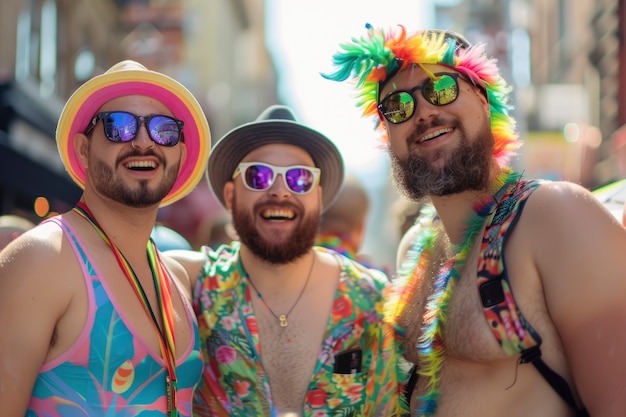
0, 60, 210, 417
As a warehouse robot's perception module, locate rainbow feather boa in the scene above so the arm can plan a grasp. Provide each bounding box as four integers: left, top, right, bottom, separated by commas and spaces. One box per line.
386, 169, 521, 416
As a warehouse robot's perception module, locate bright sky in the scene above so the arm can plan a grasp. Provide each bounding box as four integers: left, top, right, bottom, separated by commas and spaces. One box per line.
265, 0, 431, 183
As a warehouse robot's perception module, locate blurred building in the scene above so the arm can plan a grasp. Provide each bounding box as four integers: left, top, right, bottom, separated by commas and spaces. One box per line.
432, 0, 623, 189
0, 0, 277, 236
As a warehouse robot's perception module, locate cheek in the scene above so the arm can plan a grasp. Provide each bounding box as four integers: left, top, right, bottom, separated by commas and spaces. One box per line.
387, 130, 410, 158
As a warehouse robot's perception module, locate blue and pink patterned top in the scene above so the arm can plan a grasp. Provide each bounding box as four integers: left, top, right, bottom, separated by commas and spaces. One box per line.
26, 216, 204, 417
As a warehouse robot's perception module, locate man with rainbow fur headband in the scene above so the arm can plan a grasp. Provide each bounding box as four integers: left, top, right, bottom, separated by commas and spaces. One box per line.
323, 24, 626, 417
0, 60, 210, 416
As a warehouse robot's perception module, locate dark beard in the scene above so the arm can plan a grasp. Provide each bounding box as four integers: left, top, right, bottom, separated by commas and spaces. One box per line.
231, 196, 320, 265
389, 128, 494, 200
89, 149, 179, 208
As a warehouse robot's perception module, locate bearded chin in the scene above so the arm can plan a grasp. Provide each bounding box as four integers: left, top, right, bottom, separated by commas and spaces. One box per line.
389, 131, 494, 200
231, 199, 320, 265
90, 157, 179, 207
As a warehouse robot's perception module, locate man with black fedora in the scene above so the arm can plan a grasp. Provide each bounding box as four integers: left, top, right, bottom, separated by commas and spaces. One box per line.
170, 105, 402, 417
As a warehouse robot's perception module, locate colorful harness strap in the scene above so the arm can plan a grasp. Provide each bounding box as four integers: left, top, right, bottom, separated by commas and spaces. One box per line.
73, 202, 179, 417
477, 179, 587, 416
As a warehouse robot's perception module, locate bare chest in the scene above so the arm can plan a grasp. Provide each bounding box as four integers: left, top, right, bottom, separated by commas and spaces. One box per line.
251, 277, 337, 411
401, 240, 506, 364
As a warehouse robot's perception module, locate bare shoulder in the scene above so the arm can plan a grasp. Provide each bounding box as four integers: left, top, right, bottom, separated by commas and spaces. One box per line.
0, 221, 75, 313
0, 221, 68, 282
521, 185, 626, 415
524, 180, 616, 224
163, 249, 207, 289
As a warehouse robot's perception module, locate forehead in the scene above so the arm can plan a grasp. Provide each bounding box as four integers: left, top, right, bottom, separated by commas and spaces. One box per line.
241, 143, 315, 166
98, 94, 173, 116
380, 63, 457, 96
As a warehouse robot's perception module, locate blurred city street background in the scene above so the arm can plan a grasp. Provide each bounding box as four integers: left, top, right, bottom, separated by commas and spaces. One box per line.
0, 0, 623, 273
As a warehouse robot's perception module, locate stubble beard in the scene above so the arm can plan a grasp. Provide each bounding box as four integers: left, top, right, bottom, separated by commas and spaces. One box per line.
89, 150, 180, 208
389, 125, 494, 201
231, 196, 320, 265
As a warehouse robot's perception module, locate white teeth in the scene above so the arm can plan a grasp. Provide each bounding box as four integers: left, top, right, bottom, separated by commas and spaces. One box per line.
420, 128, 452, 142
262, 209, 295, 219
126, 160, 156, 169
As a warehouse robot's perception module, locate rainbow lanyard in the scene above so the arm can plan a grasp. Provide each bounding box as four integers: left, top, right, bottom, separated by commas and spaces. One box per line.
73, 202, 179, 417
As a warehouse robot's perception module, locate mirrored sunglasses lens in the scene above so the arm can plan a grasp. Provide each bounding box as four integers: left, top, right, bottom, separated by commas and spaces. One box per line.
149, 116, 181, 146
285, 168, 314, 193
244, 164, 274, 190
105, 112, 137, 142
423, 75, 458, 105
382, 92, 415, 124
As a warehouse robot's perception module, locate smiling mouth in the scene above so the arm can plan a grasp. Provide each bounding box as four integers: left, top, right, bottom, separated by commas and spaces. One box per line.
261, 208, 295, 220
125, 161, 157, 171
419, 127, 453, 143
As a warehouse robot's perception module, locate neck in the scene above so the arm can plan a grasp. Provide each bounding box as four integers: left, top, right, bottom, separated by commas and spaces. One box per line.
429, 167, 516, 245
75, 194, 159, 257
239, 245, 315, 291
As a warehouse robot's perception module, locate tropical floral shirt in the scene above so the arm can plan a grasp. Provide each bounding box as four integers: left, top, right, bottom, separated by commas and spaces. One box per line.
192, 242, 404, 416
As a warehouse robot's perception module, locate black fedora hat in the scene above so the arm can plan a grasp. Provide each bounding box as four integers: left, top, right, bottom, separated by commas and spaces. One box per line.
207, 105, 344, 209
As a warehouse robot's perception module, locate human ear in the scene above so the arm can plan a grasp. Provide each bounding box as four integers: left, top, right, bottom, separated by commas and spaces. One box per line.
224, 182, 234, 212
74, 133, 89, 169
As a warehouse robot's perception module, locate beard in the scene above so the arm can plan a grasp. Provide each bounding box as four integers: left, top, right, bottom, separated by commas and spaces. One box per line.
231, 196, 320, 265
389, 123, 494, 200
89, 148, 179, 208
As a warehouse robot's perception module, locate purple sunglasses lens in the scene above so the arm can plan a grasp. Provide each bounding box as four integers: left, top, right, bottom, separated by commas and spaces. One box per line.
148, 116, 182, 145
244, 164, 274, 190
285, 168, 314, 193
104, 112, 137, 142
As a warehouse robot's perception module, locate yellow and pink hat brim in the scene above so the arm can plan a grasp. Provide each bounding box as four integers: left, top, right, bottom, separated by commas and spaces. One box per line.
56, 60, 211, 207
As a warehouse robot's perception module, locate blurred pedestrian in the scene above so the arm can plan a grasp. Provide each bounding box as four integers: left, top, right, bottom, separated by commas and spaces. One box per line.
0, 213, 36, 250
315, 174, 387, 273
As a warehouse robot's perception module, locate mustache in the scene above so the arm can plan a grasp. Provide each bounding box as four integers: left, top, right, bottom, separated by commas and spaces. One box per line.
405, 116, 449, 146
116, 148, 163, 165
253, 200, 301, 214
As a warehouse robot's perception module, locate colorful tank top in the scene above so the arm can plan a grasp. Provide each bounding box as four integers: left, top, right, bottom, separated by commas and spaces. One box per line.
26, 216, 203, 417
192, 242, 402, 417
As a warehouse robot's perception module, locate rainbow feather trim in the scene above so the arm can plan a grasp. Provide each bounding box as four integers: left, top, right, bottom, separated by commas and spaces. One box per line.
385, 169, 520, 417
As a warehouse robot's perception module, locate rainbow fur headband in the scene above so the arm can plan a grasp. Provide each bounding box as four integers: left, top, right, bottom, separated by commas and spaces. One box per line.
323, 24, 521, 167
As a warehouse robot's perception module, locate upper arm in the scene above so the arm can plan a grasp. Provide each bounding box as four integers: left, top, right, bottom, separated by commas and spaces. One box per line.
0, 230, 71, 415
396, 223, 421, 273
164, 249, 207, 290
524, 182, 626, 415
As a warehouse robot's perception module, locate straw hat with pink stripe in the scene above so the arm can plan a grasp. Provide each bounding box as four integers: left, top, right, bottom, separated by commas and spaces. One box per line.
56, 60, 211, 207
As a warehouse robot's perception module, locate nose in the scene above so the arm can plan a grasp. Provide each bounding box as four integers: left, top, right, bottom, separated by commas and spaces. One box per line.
131, 123, 155, 150
411, 95, 440, 124
268, 174, 291, 198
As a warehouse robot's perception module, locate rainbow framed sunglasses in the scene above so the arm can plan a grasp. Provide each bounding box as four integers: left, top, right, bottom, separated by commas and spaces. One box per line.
84, 111, 184, 146
233, 162, 321, 194
378, 72, 465, 124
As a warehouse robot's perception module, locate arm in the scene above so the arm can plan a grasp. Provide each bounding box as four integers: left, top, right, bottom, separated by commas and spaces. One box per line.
164, 249, 207, 290
0, 228, 71, 416
396, 223, 421, 272
526, 182, 626, 416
